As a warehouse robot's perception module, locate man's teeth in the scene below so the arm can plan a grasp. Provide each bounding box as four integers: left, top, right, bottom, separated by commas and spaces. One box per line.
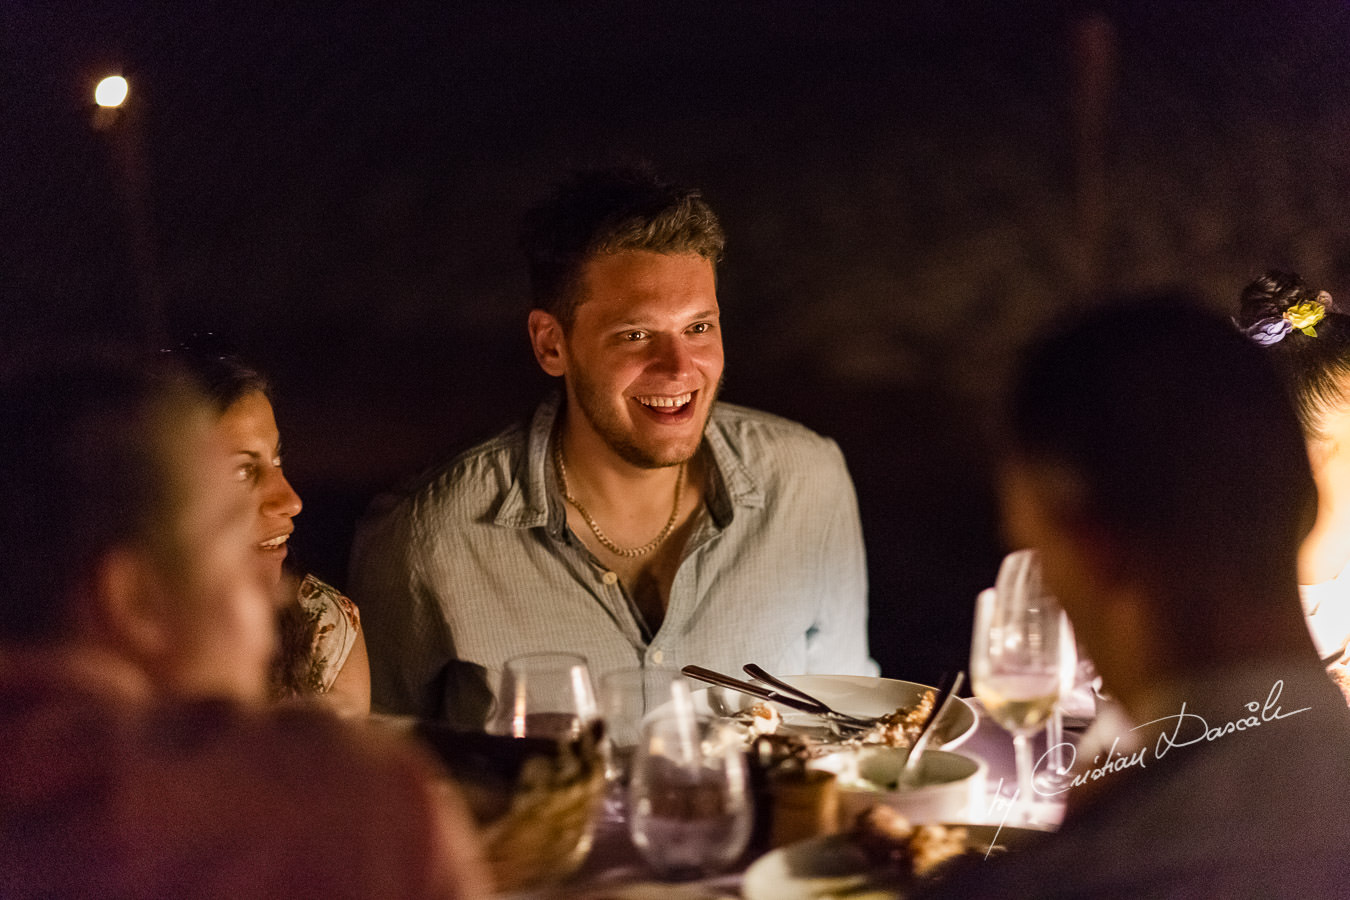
259, 534, 290, 550
637, 393, 693, 408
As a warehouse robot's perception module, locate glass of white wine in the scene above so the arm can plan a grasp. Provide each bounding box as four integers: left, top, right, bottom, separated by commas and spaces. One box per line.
970, 549, 1076, 823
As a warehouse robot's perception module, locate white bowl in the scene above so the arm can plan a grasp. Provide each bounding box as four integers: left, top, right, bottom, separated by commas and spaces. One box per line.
809, 746, 987, 825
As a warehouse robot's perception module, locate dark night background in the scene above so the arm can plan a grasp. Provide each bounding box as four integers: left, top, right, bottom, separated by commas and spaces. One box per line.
7, 1, 1350, 684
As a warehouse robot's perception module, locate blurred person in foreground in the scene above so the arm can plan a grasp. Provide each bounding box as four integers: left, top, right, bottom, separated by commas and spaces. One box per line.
167, 339, 370, 715
1235, 270, 1350, 700
0, 347, 488, 899
922, 296, 1350, 897
351, 165, 874, 725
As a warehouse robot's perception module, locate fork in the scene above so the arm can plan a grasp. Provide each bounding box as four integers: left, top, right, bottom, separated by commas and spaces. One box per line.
741, 664, 876, 730
679, 665, 873, 735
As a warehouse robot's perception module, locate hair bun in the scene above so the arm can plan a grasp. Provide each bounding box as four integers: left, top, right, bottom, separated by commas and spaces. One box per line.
1237, 270, 1334, 330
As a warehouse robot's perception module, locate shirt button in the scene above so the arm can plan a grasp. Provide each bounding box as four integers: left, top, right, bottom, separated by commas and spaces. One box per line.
652, 650, 665, 665
602, 571, 619, 585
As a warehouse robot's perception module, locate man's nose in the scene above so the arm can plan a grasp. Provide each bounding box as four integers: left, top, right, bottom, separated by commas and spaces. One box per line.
647, 334, 694, 376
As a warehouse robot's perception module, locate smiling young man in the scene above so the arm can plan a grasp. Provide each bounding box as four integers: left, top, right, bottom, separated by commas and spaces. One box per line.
351, 166, 876, 724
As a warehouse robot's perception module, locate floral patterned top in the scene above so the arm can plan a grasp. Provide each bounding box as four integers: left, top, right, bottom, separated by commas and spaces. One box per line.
293, 574, 361, 694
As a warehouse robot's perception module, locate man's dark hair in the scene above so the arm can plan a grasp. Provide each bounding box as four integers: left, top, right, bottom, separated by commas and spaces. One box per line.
1008, 292, 1315, 610
0, 346, 208, 643
520, 165, 726, 329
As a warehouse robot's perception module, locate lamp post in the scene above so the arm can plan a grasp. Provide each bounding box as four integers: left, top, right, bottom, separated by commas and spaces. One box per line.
95, 75, 129, 108
92, 73, 165, 347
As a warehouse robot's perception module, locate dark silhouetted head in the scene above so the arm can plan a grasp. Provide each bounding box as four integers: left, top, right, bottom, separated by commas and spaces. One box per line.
1006, 293, 1315, 619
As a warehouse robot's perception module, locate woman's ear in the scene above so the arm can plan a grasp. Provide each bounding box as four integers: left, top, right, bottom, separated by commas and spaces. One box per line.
1308, 435, 1337, 473
527, 310, 568, 378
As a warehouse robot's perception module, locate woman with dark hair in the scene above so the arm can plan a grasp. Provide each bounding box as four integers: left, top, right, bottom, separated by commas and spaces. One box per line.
1235, 270, 1350, 695
164, 339, 370, 715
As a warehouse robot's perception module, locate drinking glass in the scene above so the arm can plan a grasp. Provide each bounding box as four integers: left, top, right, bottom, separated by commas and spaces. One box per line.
1036, 642, 1097, 794
486, 651, 601, 740
970, 549, 1076, 823
481, 652, 606, 891
628, 712, 753, 880
598, 667, 695, 818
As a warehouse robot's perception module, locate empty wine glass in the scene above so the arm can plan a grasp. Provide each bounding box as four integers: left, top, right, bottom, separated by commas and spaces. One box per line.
628, 712, 753, 880
970, 549, 1076, 824
598, 667, 694, 819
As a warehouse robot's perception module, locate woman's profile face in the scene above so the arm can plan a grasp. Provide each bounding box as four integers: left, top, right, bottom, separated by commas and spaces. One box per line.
215, 390, 302, 588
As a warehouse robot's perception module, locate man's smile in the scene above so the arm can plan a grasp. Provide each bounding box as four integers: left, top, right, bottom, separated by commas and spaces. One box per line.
634, 391, 694, 414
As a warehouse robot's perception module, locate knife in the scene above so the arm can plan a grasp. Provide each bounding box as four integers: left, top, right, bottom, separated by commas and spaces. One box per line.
680, 665, 834, 716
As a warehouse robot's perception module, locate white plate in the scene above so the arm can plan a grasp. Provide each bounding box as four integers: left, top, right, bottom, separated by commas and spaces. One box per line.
741, 825, 1039, 900
693, 674, 978, 750
741, 833, 896, 900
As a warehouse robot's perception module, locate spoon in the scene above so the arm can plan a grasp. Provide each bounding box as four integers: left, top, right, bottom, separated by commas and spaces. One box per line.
897, 670, 965, 789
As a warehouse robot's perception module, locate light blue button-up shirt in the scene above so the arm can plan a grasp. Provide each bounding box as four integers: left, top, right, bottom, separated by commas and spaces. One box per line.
350, 393, 876, 726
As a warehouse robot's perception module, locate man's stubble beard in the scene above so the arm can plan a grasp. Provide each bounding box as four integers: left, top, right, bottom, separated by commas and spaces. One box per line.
567, 372, 725, 470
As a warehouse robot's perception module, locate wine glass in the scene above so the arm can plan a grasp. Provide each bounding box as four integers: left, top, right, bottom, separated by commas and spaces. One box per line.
970, 549, 1076, 824
481, 652, 606, 891
1036, 639, 1098, 794
628, 711, 753, 880
598, 667, 695, 819
486, 651, 601, 740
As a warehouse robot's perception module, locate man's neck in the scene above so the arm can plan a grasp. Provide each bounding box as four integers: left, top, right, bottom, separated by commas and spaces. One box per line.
1110, 615, 1316, 724
557, 416, 686, 511
553, 409, 709, 626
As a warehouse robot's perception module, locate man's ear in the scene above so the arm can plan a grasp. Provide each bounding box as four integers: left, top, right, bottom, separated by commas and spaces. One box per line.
84, 547, 174, 663
528, 309, 568, 378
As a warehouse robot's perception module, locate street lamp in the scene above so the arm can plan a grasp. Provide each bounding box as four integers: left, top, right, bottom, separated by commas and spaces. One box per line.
95, 75, 129, 108
90, 72, 165, 345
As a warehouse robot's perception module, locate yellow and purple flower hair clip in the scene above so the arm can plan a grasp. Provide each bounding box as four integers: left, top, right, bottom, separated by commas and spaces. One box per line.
1244, 291, 1331, 346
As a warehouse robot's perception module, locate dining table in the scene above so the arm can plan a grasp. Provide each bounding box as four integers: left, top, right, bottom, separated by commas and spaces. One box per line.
498, 695, 1079, 899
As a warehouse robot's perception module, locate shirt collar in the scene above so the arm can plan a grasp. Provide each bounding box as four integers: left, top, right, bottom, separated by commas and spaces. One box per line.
492, 391, 764, 532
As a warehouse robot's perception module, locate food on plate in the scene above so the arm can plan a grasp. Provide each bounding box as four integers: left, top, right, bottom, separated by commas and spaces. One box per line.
732, 689, 936, 754
747, 700, 782, 735
907, 823, 971, 876
847, 690, 934, 749
852, 805, 970, 878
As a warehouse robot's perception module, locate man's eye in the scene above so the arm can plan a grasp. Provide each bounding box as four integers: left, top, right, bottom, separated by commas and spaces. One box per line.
271, 456, 283, 468
624, 330, 647, 342
234, 463, 256, 482
689, 322, 712, 334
